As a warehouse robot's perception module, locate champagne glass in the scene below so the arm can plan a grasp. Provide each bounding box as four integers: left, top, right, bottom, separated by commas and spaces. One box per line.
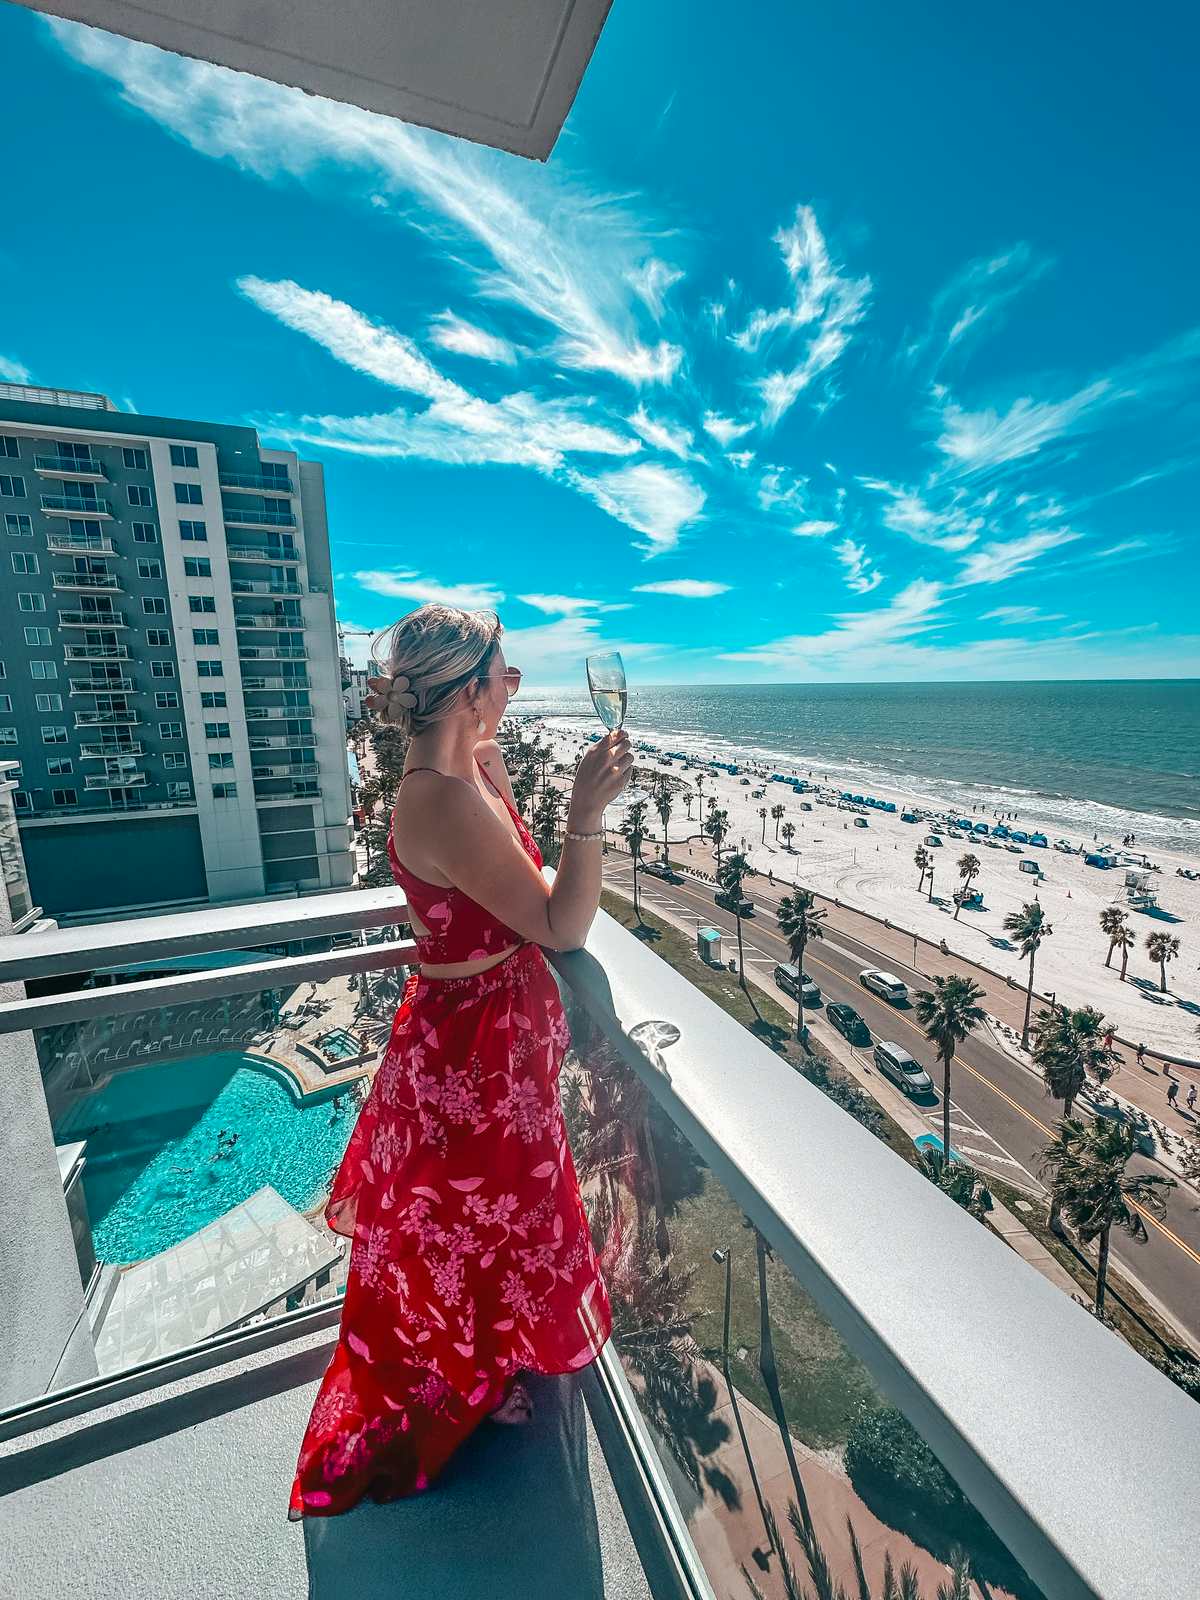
586, 651, 627, 731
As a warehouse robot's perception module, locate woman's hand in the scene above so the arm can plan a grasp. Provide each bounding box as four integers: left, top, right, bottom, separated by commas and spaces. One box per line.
568, 731, 633, 829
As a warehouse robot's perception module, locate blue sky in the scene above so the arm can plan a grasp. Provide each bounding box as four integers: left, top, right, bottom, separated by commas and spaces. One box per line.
2, 3, 1197, 684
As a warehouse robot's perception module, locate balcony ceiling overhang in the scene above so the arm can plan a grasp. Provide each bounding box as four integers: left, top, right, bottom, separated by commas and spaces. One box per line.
10, 0, 613, 159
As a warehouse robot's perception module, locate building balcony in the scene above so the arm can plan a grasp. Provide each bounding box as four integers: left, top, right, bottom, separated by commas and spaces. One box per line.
235, 614, 305, 633
78, 741, 144, 760
0, 889, 1193, 1599
247, 735, 318, 750
46, 533, 120, 556
58, 610, 126, 629
40, 495, 114, 520
252, 763, 320, 781
69, 677, 135, 695
53, 572, 123, 592
83, 771, 147, 790
73, 710, 140, 728
238, 646, 308, 662
15, 796, 196, 822
33, 454, 108, 482
244, 709, 310, 726
232, 578, 303, 596
223, 506, 297, 529
218, 471, 295, 495
63, 644, 130, 662
225, 544, 301, 564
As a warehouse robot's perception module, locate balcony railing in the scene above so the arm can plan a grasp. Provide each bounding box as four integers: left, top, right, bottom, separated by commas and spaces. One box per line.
225, 544, 301, 564
243, 708, 311, 724
58, 610, 126, 629
33, 454, 107, 482
69, 677, 135, 694
237, 646, 308, 661
13, 796, 195, 821
234, 615, 305, 632
0, 889, 1193, 1599
73, 710, 140, 727
63, 644, 129, 662
247, 734, 317, 750
83, 772, 147, 790
222, 507, 296, 529
251, 762, 320, 780
217, 471, 295, 495
78, 741, 144, 760
52, 572, 122, 592
231, 578, 302, 596
45, 533, 119, 556
40, 495, 113, 519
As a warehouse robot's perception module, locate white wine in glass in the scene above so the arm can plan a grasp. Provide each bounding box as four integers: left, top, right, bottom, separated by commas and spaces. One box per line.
586, 651, 627, 731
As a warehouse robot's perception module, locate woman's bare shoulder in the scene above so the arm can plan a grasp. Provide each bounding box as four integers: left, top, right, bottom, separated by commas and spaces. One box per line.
475, 740, 516, 801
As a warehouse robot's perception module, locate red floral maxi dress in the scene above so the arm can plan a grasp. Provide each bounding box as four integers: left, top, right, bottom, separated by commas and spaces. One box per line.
290, 761, 612, 1518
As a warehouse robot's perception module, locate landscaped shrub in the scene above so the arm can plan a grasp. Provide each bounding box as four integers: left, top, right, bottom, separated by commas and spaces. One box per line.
844, 1406, 960, 1515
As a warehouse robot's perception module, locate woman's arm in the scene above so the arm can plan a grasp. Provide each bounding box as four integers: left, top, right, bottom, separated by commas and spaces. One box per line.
474, 737, 518, 810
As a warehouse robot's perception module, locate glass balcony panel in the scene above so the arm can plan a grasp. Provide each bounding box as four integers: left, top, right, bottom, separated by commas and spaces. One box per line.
225, 544, 301, 563
63, 643, 130, 661
69, 678, 135, 694
40, 495, 114, 518
34, 454, 108, 481
53, 572, 122, 591
223, 507, 297, 528
46, 533, 118, 555
59, 610, 127, 628
218, 471, 295, 494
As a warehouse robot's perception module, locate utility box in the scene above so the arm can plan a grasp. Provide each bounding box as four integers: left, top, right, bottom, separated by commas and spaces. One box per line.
697, 926, 722, 966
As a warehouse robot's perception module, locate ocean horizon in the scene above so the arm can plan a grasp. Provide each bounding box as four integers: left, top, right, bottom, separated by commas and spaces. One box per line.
519, 679, 1200, 856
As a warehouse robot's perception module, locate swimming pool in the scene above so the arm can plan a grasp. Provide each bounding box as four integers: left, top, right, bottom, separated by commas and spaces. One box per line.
55, 1054, 358, 1265
316, 1027, 360, 1061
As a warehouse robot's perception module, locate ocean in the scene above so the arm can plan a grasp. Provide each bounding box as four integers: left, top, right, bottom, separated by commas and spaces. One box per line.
518, 680, 1200, 857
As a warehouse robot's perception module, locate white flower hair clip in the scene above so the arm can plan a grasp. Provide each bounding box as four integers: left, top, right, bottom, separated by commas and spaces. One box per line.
365, 671, 419, 716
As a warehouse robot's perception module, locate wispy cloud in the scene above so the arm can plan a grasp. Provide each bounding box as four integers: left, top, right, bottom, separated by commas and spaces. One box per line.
633, 579, 730, 598
627, 405, 694, 459
1096, 538, 1148, 559
0, 354, 31, 384
570, 463, 707, 556
935, 382, 1111, 474
723, 580, 944, 670
981, 605, 1066, 625
955, 528, 1081, 586
860, 478, 982, 552
702, 412, 752, 447
353, 569, 505, 609
627, 258, 684, 320
834, 537, 884, 594
428, 312, 517, 365
732, 205, 871, 424
500, 613, 665, 682
793, 520, 838, 538
903, 244, 1051, 369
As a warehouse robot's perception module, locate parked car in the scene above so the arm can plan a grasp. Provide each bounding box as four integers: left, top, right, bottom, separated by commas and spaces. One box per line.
859, 968, 909, 1004
774, 962, 820, 1005
643, 860, 683, 883
827, 1002, 871, 1045
715, 889, 755, 917
873, 1040, 934, 1096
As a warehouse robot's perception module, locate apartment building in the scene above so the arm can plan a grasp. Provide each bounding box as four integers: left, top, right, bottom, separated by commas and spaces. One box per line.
0, 383, 353, 921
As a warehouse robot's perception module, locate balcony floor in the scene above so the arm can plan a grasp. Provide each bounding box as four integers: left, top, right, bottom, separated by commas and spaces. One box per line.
0, 1325, 654, 1599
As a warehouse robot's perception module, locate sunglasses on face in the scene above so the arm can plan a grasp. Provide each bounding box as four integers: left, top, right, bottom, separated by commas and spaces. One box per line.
485, 666, 522, 696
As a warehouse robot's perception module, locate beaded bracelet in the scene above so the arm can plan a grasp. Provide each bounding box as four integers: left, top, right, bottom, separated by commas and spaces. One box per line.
564, 828, 604, 842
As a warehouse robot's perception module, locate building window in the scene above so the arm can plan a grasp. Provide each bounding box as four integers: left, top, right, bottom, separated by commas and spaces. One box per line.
192, 628, 219, 646
132, 522, 158, 543
261, 461, 290, 483
55, 442, 93, 463
4, 513, 32, 537
0, 662, 5, 677
51, 789, 78, 807
204, 722, 231, 739
136, 558, 163, 580
146, 628, 171, 647
196, 660, 223, 678
0, 727, 15, 745
11, 551, 39, 574
0, 436, 19, 459
159, 721, 183, 740
34, 693, 63, 712
150, 660, 176, 679
29, 659, 56, 678
154, 691, 180, 709
17, 592, 45, 612
179, 520, 207, 541
167, 781, 192, 800
127, 483, 153, 507
141, 597, 167, 615
46, 757, 73, 776
41, 726, 68, 744
200, 691, 227, 709
164, 751, 187, 770
0, 695, 9, 713
0, 475, 26, 497
13, 790, 29, 810
174, 482, 203, 505
170, 445, 200, 468
212, 783, 238, 800
122, 446, 149, 471
208, 752, 234, 770
188, 595, 216, 614
183, 557, 212, 578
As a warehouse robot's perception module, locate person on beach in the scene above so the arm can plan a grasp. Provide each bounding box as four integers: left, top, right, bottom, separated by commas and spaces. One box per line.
1167, 1080, 1179, 1109
1188, 1083, 1197, 1113
1136, 1042, 1147, 1070
290, 604, 632, 1519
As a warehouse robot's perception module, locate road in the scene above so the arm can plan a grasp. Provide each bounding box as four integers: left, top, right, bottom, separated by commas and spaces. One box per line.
607, 858, 1200, 1348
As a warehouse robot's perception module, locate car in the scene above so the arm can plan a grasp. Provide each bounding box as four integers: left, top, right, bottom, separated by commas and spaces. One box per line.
715, 889, 755, 917
873, 1040, 934, 1096
827, 1002, 871, 1046
642, 860, 683, 883
859, 967, 909, 1004
774, 962, 820, 1005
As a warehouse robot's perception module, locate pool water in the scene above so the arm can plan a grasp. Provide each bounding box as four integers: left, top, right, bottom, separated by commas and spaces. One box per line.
317, 1027, 360, 1061
55, 1054, 358, 1265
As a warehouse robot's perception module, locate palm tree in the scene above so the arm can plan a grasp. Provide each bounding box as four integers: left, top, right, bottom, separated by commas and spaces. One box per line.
745, 1502, 974, 1600
771, 802, 785, 841
1146, 930, 1180, 994
1003, 900, 1052, 1049
1099, 905, 1128, 968
1039, 1115, 1175, 1316
654, 781, 674, 865
758, 805, 769, 844
531, 784, 563, 866
777, 890, 826, 1042
753, 1228, 815, 1543
1113, 923, 1135, 980
915, 974, 986, 1166
914, 844, 930, 891
717, 852, 755, 1000
683, 786, 695, 821
781, 820, 796, 851
621, 798, 650, 926
953, 852, 980, 921
1031, 1004, 1116, 1120
704, 806, 730, 870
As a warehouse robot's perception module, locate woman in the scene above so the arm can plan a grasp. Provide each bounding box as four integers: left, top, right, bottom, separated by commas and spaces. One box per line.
290, 604, 632, 1518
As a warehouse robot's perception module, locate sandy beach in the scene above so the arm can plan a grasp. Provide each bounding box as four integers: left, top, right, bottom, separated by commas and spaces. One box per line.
534, 718, 1200, 1061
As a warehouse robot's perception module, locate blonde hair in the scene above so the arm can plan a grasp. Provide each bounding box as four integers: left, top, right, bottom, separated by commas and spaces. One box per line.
370, 604, 502, 735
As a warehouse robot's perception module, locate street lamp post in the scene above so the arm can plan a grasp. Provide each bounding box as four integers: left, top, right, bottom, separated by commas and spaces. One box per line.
712, 1247, 775, 1567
